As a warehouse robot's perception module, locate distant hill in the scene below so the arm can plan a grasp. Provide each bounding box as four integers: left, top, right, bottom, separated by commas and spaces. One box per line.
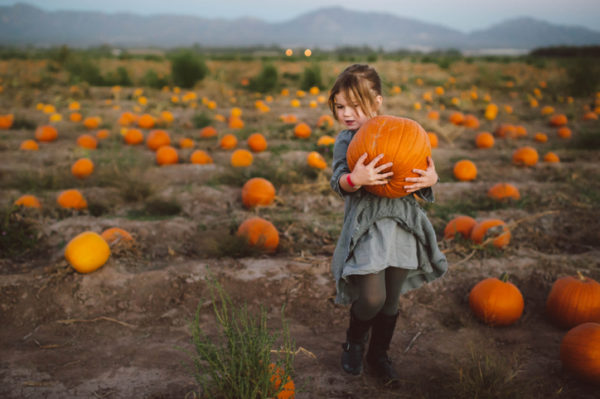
1, 3, 599, 51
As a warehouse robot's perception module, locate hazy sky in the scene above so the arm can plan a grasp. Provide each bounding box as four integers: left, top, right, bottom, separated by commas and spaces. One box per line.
2, 0, 600, 32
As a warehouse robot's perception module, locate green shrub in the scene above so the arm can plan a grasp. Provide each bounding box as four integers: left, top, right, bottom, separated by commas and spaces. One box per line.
563, 58, 600, 97
170, 51, 208, 88
142, 69, 170, 89
193, 112, 213, 129
105, 66, 133, 86
65, 56, 104, 85
187, 278, 295, 399
248, 63, 279, 93
300, 63, 323, 90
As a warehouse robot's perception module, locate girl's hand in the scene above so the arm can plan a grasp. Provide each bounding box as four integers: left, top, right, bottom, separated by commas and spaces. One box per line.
404, 156, 438, 193
350, 153, 394, 187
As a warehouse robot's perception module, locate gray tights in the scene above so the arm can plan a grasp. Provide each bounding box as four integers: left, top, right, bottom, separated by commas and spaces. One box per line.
350, 267, 410, 321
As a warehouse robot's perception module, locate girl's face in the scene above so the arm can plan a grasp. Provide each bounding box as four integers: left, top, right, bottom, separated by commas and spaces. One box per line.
333, 91, 381, 130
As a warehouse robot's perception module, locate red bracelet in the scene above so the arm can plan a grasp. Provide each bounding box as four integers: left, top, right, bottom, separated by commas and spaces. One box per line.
346, 174, 355, 187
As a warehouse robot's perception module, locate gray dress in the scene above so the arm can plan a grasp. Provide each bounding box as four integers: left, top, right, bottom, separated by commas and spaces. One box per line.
330, 129, 448, 305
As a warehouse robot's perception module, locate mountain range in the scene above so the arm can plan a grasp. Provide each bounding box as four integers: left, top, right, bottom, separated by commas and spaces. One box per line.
1, 3, 599, 52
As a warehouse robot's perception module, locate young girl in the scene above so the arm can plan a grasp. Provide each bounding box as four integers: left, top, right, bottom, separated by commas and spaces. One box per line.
328, 64, 448, 386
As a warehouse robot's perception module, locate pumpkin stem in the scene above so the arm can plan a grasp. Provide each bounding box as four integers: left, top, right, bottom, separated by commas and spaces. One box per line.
499, 272, 510, 282
576, 270, 586, 281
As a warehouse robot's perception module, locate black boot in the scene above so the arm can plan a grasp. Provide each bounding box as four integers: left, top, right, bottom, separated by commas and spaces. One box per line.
366, 311, 400, 386
341, 307, 372, 375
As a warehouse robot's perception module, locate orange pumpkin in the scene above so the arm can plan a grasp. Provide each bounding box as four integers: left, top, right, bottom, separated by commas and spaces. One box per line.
247, 133, 268, 152
20, 139, 39, 151
0, 113, 14, 129
487, 183, 520, 201
57, 189, 87, 210
444, 215, 476, 240
453, 160, 477, 181
462, 114, 480, 129
583, 111, 598, 121
14, 194, 41, 208
241, 178, 276, 208
560, 322, 600, 385
35, 125, 58, 142
71, 158, 94, 179
82, 116, 101, 130
137, 113, 156, 129
156, 145, 178, 165
228, 116, 245, 129
475, 132, 494, 149
550, 114, 568, 126
494, 124, 516, 138
514, 125, 527, 138
543, 152, 560, 163
316, 114, 334, 128
199, 126, 217, 138
146, 129, 171, 151
448, 112, 464, 125
76, 134, 98, 149
557, 127, 572, 139
470, 219, 511, 249
118, 111, 138, 127
307, 151, 327, 170
69, 112, 82, 122
230, 149, 253, 167
220, 134, 238, 150
179, 138, 194, 149
294, 122, 312, 139
101, 227, 134, 247
512, 146, 539, 166
427, 132, 438, 148
190, 150, 213, 164
484, 104, 498, 120
533, 132, 548, 143
237, 217, 279, 252
96, 129, 110, 140
546, 272, 600, 329
469, 272, 524, 326
124, 128, 144, 145
427, 110, 440, 121
346, 115, 430, 198
65, 231, 111, 273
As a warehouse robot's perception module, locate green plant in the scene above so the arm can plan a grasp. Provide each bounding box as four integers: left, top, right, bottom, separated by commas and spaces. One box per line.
193, 112, 213, 129
248, 63, 279, 93
104, 66, 133, 86
126, 198, 181, 220
170, 51, 208, 88
187, 278, 295, 399
300, 63, 323, 90
563, 57, 600, 97
65, 56, 104, 85
142, 68, 170, 89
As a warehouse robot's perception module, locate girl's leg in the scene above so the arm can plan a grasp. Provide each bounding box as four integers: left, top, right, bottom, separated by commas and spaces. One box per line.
341, 270, 387, 375
380, 267, 410, 315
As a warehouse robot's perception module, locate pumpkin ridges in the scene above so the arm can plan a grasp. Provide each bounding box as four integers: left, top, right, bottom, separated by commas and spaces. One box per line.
560, 322, 600, 384
546, 274, 600, 328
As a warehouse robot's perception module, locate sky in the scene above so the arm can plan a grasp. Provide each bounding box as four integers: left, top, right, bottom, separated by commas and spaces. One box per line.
2, 0, 600, 32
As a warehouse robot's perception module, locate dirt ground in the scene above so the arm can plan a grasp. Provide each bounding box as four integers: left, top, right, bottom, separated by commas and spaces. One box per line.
1, 59, 600, 398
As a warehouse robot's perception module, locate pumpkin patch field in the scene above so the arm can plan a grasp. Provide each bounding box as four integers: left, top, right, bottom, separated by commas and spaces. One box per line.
1, 54, 599, 398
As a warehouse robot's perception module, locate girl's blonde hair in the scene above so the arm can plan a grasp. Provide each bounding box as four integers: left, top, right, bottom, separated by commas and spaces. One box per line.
328, 64, 382, 120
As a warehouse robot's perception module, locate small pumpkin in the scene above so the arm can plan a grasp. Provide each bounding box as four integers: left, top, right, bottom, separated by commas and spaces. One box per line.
453, 160, 477, 181
557, 127, 572, 139
533, 132, 548, 143
550, 114, 568, 126
71, 158, 94, 179
82, 116, 101, 130
76, 134, 98, 149
470, 219, 511, 249
179, 138, 195, 149
494, 124, 516, 138
307, 151, 327, 170
546, 272, 600, 329
475, 132, 494, 149
230, 149, 253, 167
138, 113, 156, 129
484, 104, 498, 120
199, 126, 217, 138
190, 150, 213, 164
317, 135, 336, 147
543, 152, 560, 163
237, 217, 279, 252
427, 132, 438, 148
443, 215, 476, 240
156, 145, 178, 166
146, 129, 171, 151
346, 115, 430, 198
96, 129, 110, 140
57, 189, 87, 210
14, 194, 41, 208
65, 231, 111, 273
316, 114, 334, 128
559, 322, 600, 385
487, 183, 520, 201
242, 178, 276, 208
512, 146, 539, 166
20, 139, 39, 151
247, 133, 268, 152
0, 113, 14, 129
118, 111, 138, 127
35, 125, 58, 142
124, 128, 144, 145
462, 114, 480, 129
220, 134, 238, 150
469, 272, 524, 326
101, 227, 134, 247
448, 112, 464, 125
69, 112, 82, 122
228, 116, 244, 129
294, 122, 312, 139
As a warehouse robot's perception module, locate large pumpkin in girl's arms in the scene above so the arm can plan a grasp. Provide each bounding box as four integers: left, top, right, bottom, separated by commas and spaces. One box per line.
346, 115, 431, 198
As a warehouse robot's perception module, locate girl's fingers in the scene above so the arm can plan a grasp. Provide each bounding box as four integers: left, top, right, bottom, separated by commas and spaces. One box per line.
378, 171, 394, 179
374, 162, 393, 173
411, 168, 426, 176
367, 153, 385, 167
356, 153, 368, 166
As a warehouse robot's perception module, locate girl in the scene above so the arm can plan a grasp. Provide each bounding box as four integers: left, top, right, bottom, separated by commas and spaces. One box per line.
328, 64, 448, 386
